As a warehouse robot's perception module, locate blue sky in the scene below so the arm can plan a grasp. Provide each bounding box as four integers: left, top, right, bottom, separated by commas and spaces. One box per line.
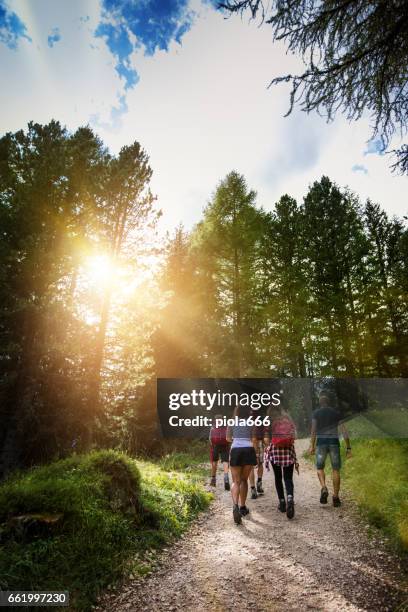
0, 0, 30, 48
0, 0, 406, 230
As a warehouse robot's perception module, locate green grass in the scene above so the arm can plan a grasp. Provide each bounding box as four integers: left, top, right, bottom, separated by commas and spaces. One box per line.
0, 447, 211, 611
343, 439, 408, 553
155, 440, 209, 474
304, 438, 408, 554
345, 414, 391, 438
345, 408, 408, 439
364, 409, 408, 439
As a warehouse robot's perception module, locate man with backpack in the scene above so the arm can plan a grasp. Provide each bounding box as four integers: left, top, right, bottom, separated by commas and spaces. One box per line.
209, 415, 230, 490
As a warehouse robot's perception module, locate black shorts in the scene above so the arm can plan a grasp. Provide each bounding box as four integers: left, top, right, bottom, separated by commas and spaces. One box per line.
210, 444, 230, 463
230, 446, 257, 467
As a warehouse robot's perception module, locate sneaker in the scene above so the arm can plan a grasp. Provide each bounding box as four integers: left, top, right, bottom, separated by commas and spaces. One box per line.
333, 496, 341, 507
320, 486, 329, 504
278, 499, 286, 513
224, 479, 230, 491
251, 487, 258, 500
210, 477, 216, 487
239, 505, 250, 516
256, 481, 264, 495
233, 504, 242, 524
286, 498, 295, 520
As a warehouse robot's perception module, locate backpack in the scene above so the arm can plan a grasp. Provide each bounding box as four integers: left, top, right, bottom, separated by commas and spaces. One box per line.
210, 426, 228, 446
272, 416, 295, 447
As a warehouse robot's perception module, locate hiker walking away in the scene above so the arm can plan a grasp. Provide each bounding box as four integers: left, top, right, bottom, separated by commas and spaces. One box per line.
308, 390, 352, 507
227, 404, 257, 524
249, 411, 265, 498
265, 402, 299, 520
209, 414, 230, 490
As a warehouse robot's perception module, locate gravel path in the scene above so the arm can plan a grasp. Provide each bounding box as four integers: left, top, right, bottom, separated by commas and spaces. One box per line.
97, 441, 407, 612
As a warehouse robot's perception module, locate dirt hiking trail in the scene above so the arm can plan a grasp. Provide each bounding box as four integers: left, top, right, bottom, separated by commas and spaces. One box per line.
97, 441, 407, 612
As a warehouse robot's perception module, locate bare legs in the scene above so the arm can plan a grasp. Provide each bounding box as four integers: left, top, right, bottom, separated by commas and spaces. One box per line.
231, 465, 252, 506
211, 460, 229, 481
317, 467, 340, 497
332, 469, 340, 497
317, 468, 326, 488
249, 461, 263, 486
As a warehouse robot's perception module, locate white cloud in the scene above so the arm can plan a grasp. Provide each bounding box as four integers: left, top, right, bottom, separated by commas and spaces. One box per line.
1, 0, 125, 132
1, 0, 406, 231
97, 5, 407, 226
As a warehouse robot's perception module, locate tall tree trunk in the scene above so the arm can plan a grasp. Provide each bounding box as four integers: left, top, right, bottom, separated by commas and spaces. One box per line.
88, 285, 112, 423
345, 271, 364, 376
232, 198, 242, 377
337, 302, 355, 376
297, 346, 307, 377
325, 314, 338, 373
1, 318, 37, 475
373, 234, 407, 376
88, 197, 129, 430
374, 235, 401, 343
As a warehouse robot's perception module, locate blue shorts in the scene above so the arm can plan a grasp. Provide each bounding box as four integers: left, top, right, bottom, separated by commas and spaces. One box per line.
316, 444, 341, 470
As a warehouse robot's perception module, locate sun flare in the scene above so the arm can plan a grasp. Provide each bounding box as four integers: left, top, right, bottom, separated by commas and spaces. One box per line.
84, 254, 117, 288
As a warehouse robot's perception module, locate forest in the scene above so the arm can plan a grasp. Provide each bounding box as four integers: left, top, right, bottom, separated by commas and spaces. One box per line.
0, 120, 407, 476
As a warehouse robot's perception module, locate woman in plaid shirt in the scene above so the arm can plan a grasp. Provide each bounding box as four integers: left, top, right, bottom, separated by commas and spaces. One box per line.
264, 403, 299, 520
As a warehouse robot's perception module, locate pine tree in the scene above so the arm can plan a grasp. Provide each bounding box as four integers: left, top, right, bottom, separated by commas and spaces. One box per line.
192, 171, 265, 376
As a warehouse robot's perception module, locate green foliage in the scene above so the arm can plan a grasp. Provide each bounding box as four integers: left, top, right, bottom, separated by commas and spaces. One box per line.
190, 171, 268, 376
0, 121, 160, 471
344, 439, 408, 553
222, 0, 408, 173
152, 225, 203, 379
1, 121, 407, 475
259, 194, 309, 376
359, 409, 408, 440
345, 415, 390, 439
363, 201, 408, 375
156, 440, 208, 474
159, 174, 407, 382
0, 449, 211, 610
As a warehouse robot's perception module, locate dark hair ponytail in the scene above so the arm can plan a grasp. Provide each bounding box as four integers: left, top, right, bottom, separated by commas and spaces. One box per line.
236, 403, 251, 419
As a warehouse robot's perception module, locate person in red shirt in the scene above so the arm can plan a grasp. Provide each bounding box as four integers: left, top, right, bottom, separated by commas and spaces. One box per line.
209, 415, 230, 490
264, 403, 299, 519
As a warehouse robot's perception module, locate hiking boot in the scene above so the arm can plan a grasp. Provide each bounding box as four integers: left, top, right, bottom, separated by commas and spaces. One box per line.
233, 504, 242, 525
256, 480, 264, 495
251, 487, 258, 500
286, 497, 295, 520
224, 478, 230, 491
210, 477, 216, 487
320, 486, 329, 504
278, 499, 286, 513
333, 496, 341, 507
239, 505, 250, 516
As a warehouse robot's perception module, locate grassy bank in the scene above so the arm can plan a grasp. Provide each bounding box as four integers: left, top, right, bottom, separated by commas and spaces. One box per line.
343, 439, 408, 553
0, 445, 211, 610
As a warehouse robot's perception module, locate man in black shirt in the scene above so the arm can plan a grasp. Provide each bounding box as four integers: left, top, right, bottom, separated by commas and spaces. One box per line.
309, 391, 351, 507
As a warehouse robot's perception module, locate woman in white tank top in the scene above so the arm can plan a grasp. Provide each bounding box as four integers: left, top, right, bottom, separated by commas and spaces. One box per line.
227, 404, 257, 524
